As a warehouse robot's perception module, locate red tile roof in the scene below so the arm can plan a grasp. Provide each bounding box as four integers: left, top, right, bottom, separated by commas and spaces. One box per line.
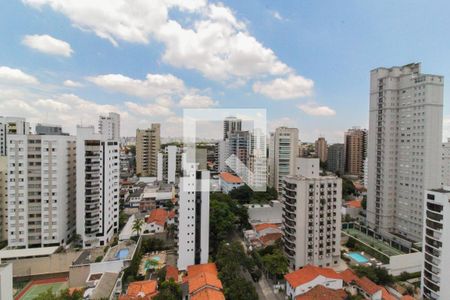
401, 296, 416, 300
146, 208, 168, 226
345, 199, 362, 208
259, 232, 282, 246
381, 287, 396, 300
167, 210, 176, 220
355, 276, 381, 295
254, 223, 280, 233
339, 269, 358, 284
295, 285, 347, 300
119, 280, 158, 299
191, 288, 226, 300
219, 172, 242, 183
284, 265, 342, 288
187, 263, 224, 297
165, 265, 179, 282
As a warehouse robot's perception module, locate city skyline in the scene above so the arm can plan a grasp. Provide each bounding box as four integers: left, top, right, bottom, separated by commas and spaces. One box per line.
1, 1, 450, 142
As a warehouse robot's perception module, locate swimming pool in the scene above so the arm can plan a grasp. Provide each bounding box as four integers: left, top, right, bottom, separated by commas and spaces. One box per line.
348, 252, 369, 264
116, 249, 129, 260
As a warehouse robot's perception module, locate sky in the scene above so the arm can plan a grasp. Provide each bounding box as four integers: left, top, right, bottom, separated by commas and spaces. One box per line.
1, 0, 450, 142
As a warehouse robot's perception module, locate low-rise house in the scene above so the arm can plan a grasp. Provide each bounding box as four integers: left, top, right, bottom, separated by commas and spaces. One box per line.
341, 199, 362, 219
165, 265, 179, 282
145, 208, 168, 233
219, 172, 244, 194
118, 280, 158, 300
295, 285, 347, 300
183, 263, 225, 300
244, 223, 282, 249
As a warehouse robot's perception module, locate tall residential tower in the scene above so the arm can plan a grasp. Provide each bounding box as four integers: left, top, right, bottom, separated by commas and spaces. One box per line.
136, 124, 161, 177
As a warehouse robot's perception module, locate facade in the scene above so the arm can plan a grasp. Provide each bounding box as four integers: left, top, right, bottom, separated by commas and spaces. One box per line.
223, 116, 242, 140
98, 112, 120, 140
0, 262, 13, 300
35, 124, 68, 136
315, 137, 328, 163
282, 158, 342, 269
7, 133, 77, 248
0, 157, 7, 241
0, 116, 29, 156
367, 63, 443, 242
344, 127, 367, 177
176, 164, 210, 270
268, 127, 299, 192
136, 124, 161, 177
441, 139, 450, 186
157, 145, 183, 184
76, 126, 119, 248
327, 143, 345, 175
421, 188, 450, 300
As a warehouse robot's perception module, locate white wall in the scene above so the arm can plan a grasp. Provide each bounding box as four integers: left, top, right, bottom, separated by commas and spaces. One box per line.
0, 263, 13, 300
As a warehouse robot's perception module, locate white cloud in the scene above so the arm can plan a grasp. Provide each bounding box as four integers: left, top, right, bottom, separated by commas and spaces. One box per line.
87, 73, 185, 98
23, 0, 295, 82
179, 94, 217, 108
22, 34, 73, 57
125, 101, 174, 116
253, 75, 314, 100
63, 80, 83, 87
0, 66, 38, 84
270, 10, 284, 21
298, 103, 336, 116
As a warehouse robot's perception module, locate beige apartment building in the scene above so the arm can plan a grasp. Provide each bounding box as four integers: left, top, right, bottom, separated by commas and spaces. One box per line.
344, 127, 367, 178
136, 124, 161, 177
315, 137, 328, 163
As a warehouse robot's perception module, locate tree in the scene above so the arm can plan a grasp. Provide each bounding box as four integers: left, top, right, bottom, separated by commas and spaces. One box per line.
35, 288, 83, 300
154, 280, 182, 300
209, 198, 236, 253
119, 211, 129, 230
132, 218, 145, 236
229, 185, 253, 203
354, 265, 394, 285
224, 277, 258, 300
342, 178, 357, 198
166, 224, 177, 238
261, 249, 289, 280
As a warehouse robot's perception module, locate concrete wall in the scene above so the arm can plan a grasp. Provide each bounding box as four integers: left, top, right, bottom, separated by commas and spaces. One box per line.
388, 252, 423, 276
11, 251, 81, 278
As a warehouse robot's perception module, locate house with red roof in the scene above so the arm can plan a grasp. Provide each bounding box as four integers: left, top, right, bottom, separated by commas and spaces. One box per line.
183, 263, 225, 300
165, 265, 179, 282
145, 208, 168, 233
219, 172, 244, 194
118, 279, 158, 300
284, 265, 343, 299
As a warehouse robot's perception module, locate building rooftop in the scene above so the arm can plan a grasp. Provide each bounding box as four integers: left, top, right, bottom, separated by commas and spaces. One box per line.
295, 285, 347, 300
119, 279, 158, 300
254, 223, 280, 233
146, 208, 169, 226
284, 265, 342, 288
219, 172, 242, 184
0, 246, 59, 260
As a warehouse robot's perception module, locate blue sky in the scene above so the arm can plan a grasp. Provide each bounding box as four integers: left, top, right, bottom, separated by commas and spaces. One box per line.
1, 0, 450, 142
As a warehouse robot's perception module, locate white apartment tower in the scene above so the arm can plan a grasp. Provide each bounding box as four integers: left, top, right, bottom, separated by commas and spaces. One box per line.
421, 188, 450, 300
268, 127, 299, 192
282, 158, 342, 269
7, 133, 77, 248
157, 145, 183, 184
0, 116, 30, 156
76, 126, 119, 248
367, 63, 443, 242
441, 139, 450, 186
98, 112, 120, 140
176, 163, 210, 271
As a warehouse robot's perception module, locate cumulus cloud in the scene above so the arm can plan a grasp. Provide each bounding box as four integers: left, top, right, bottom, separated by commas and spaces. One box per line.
253, 75, 314, 100
270, 10, 284, 21
179, 94, 217, 108
23, 0, 295, 82
87, 73, 185, 98
22, 34, 73, 57
298, 103, 336, 116
63, 80, 83, 87
0, 66, 38, 85
125, 101, 174, 116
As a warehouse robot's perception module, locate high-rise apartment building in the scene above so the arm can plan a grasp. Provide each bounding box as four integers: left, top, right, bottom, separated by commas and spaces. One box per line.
421, 188, 450, 300
315, 137, 328, 163
176, 163, 210, 270
7, 133, 77, 248
441, 139, 450, 186
76, 126, 119, 248
367, 63, 443, 242
223, 116, 242, 140
35, 124, 68, 136
0, 157, 8, 241
157, 145, 183, 184
268, 127, 298, 192
0, 116, 30, 156
136, 124, 161, 177
98, 112, 120, 140
327, 144, 345, 175
344, 127, 367, 178
282, 158, 342, 269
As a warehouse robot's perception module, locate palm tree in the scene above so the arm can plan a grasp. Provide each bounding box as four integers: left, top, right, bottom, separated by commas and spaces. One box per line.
132, 218, 145, 236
